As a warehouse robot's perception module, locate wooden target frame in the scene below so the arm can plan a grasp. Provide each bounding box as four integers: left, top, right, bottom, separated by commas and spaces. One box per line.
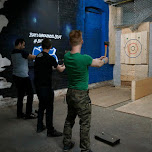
121, 31, 148, 64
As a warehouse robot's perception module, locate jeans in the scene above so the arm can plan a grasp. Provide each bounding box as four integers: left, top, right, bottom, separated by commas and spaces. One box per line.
13, 75, 34, 117
36, 86, 54, 131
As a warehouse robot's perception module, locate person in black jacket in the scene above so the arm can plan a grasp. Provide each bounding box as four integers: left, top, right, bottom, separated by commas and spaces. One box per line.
34, 38, 65, 137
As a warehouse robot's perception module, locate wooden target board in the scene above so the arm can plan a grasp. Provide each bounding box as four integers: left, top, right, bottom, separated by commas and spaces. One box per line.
121, 31, 148, 64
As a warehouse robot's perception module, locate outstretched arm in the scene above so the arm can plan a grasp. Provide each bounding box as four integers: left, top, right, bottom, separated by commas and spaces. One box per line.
90, 56, 108, 67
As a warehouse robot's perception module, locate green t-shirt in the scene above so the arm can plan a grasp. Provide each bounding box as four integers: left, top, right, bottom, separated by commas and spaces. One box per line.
64, 52, 93, 90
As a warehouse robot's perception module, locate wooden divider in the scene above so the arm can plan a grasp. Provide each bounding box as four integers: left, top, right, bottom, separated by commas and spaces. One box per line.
131, 77, 152, 101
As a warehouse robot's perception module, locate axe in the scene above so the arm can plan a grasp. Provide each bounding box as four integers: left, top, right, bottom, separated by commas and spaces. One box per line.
104, 41, 109, 57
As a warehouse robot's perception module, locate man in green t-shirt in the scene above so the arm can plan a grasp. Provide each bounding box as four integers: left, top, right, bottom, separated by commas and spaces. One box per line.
63, 30, 108, 152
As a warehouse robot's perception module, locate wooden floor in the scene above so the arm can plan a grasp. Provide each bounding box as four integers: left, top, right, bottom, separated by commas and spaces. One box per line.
90, 86, 131, 107
116, 94, 152, 119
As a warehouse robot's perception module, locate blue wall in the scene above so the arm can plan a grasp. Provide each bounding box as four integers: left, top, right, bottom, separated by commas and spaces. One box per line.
0, 0, 113, 97
77, 0, 113, 83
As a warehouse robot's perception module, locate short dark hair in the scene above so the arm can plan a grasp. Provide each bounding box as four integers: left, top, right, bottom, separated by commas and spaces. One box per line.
42, 38, 52, 49
15, 38, 25, 46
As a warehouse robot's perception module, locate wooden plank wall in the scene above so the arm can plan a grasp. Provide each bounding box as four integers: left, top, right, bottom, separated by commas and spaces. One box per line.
109, 6, 117, 64
121, 64, 148, 81
121, 22, 150, 34
109, 8, 150, 66
131, 77, 152, 101
121, 31, 148, 64
120, 22, 150, 86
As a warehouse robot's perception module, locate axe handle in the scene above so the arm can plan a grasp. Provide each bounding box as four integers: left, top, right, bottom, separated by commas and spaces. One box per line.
104, 45, 107, 57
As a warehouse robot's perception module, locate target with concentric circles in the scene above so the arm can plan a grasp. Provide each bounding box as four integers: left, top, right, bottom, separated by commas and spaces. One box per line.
124, 39, 142, 58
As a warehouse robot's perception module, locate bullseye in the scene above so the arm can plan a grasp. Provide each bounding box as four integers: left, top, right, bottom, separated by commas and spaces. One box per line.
128, 43, 138, 54
124, 39, 142, 58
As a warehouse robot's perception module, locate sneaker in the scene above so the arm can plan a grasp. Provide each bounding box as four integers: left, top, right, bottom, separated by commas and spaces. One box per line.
47, 129, 63, 137
24, 113, 37, 119
63, 141, 75, 152
17, 113, 26, 119
37, 125, 46, 133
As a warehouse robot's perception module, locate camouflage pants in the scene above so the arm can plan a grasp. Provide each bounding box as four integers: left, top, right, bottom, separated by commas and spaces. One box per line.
63, 88, 91, 152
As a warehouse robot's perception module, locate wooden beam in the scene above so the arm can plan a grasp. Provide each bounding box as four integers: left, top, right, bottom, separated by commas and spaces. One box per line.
131, 77, 152, 101
121, 64, 148, 81
121, 81, 131, 87
109, 6, 117, 64
122, 22, 150, 34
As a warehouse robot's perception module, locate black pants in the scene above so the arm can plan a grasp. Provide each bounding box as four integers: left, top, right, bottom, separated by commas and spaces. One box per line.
13, 75, 34, 117
36, 86, 54, 131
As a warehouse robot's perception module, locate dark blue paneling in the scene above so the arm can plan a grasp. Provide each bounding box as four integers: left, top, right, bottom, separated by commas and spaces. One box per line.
84, 9, 103, 83
77, 0, 113, 83
84, 9, 102, 57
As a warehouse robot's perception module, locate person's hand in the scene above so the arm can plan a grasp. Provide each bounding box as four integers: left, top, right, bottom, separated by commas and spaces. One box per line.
99, 56, 106, 60
102, 57, 108, 64
56, 64, 65, 72
61, 63, 65, 67
62, 64, 65, 69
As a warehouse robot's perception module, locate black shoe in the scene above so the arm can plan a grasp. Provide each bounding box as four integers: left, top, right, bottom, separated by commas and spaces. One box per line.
24, 113, 37, 119
47, 129, 63, 137
37, 125, 46, 133
63, 141, 75, 152
17, 113, 26, 119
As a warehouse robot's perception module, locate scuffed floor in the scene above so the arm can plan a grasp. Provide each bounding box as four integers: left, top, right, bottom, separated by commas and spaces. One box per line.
0, 94, 152, 152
